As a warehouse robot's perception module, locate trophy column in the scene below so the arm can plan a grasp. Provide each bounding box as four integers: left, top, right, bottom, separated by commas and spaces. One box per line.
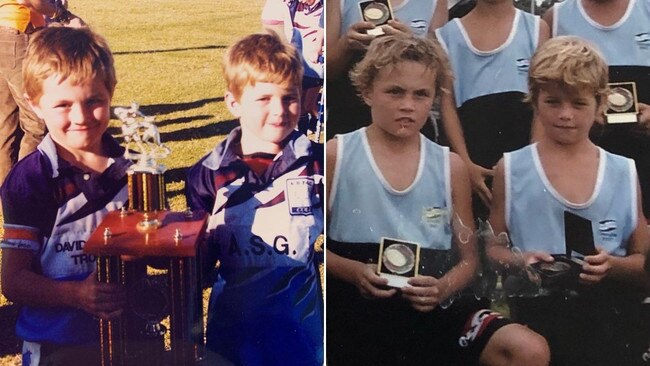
84, 104, 208, 365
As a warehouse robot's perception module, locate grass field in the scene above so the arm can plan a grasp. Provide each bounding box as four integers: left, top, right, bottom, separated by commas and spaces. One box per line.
0, 1, 268, 363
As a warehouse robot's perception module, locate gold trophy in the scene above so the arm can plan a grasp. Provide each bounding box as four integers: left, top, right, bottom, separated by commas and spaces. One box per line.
85, 103, 208, 366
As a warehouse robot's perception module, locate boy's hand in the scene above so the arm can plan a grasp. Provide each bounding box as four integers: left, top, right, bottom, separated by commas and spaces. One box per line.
352, 263, 396, 299
469, 163, 494, 206
402, 275, 441, 312
523, 251, 554, 266
346, 21, 378, 50
77, 270, 127, 320
638, 103, 650, 130
382, 19, 412, 37
580, 247, 611, 284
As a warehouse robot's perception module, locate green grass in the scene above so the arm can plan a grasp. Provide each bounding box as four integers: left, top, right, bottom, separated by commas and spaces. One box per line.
0, 1, 266, 363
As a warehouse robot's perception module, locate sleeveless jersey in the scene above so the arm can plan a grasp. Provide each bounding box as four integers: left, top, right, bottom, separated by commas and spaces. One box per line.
435, 9, 540, 107
553, 0, 650, 67
504, 144, 637, 256
186, 127, 324, 365
340, 0, 438, 38
0, 134, 130, 344
328, 128, 453, 249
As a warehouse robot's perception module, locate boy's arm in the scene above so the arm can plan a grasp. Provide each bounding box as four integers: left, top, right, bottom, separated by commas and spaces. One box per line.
438, 81, 495, 206
1, 248, 125, 319
428, 0, 448, 36
401, 153, 479, 312
539, 19, 551, 46
437, 153, 480, 295
541, 5, 555, 36
485, 159, 553, 272
325, 2, 375, 79
324, 138, 396, 299
580, 180, 650, 288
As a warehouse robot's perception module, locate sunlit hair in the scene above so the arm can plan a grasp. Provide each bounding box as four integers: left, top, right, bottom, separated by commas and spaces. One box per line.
527, 36, 609, 106
23, 27, 117, 103
223, 33, 303, 101
350, 34, 453, 97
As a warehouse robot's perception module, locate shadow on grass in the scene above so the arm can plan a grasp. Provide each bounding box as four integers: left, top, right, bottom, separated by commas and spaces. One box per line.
0, 303, 20, 357
139, 98, 222, 116
160, 119, 238, 142
113, 45, 226, 56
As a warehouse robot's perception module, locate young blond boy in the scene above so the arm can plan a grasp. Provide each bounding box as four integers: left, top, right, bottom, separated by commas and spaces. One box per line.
326, 34, 549, 366
185, 33, 323, 365
487, 36, 650, 365
0, 27, 129, 366
543, 0, 650, 220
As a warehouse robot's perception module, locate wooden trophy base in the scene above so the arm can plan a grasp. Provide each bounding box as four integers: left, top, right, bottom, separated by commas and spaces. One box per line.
85, 209, 208, 366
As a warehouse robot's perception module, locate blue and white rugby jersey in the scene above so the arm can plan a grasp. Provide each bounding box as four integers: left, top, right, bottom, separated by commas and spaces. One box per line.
340, 0, 438, 38
435, 9, 540, 108
186, 127, 324, 365
328, 128, 453, 249
0, 133, 130, 345
504, 144, 638, 256
553, 0, 650, 67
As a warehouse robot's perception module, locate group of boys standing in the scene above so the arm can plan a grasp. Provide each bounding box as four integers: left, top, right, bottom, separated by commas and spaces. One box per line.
326, 0, 650, 365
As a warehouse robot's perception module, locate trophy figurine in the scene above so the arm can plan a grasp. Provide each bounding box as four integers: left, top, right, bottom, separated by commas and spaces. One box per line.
85, 103, 208, 366
115, 102, 172, 232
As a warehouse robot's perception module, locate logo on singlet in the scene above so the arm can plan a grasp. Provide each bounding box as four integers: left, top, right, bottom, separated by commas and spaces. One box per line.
410, 20, 428, 35
516, 58, 530, 73
635, 33, 650, 49
598, 219, 617, 241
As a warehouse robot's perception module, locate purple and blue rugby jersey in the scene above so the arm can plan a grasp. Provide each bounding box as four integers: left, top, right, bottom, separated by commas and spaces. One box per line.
0, 133, 131, 345
186, 128, 324, 365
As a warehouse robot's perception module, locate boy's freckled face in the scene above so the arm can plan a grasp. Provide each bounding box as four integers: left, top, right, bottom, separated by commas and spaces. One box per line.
536, 83, 599, 145
363, 61, 437, 139
30, 74, 111, 155
227, 81, 300, 152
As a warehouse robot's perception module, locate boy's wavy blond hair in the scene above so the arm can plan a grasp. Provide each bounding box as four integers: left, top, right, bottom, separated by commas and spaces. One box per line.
527, 36, 609, 106
223, 33, 303, 101
23, 27, 117, 103
350, 34, 453, 98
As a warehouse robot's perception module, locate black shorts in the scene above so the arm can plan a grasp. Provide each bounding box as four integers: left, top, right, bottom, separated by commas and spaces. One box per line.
326, 241, 512, 365
508, 287, 649, 366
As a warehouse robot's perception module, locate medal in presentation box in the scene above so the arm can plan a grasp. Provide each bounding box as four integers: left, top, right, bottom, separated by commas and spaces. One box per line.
358, 0, 394, 36
377, 237, 421, 288
605, 82, 639, 124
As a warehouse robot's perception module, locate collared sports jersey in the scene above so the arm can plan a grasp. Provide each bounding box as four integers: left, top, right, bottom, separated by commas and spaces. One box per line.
328, 128, 452, 248
339, 0, 438, 38
186, 127, 324, 365
0, 133, 131, 345
435, 9, 539, 108
262, 0, 323, 79
553, 0, 650, 67
504, 144, 637, 256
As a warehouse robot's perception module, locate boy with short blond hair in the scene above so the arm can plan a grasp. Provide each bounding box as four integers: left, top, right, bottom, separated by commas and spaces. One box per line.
487, 36, 649, 365
186, 33, 323, 365
327, 34, 549, 366
1, 26, 129, 366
